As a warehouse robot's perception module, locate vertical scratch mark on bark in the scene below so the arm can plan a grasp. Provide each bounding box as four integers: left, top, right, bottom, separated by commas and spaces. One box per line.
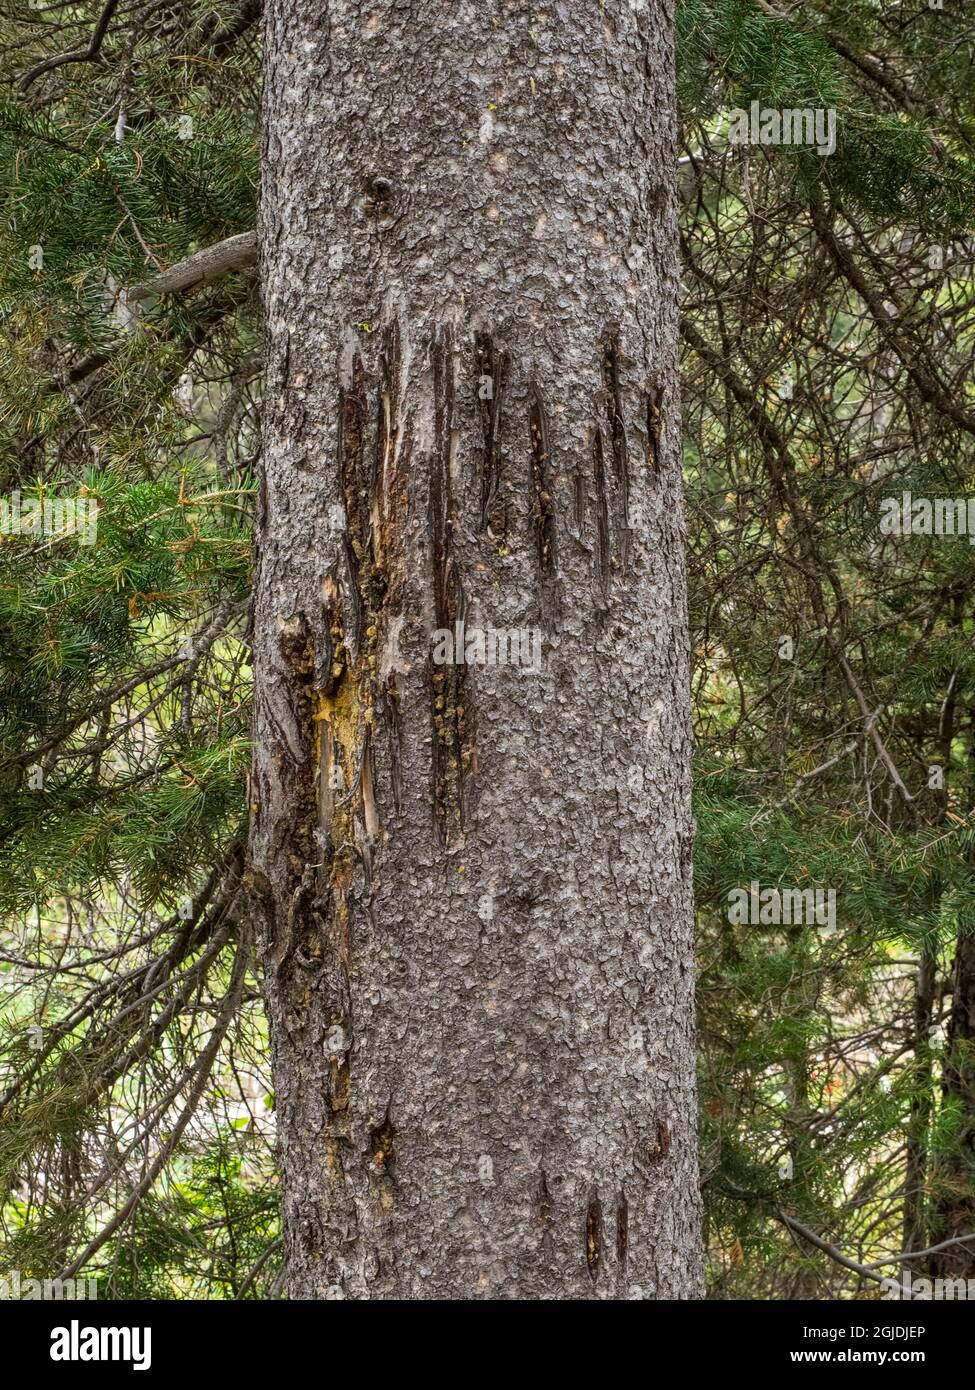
592, 428, 611, 593
528, 382, 557, 620
600, 324, 630, 570
475, 332, 507, 534
338, 353, 368, 657
573, 459, 587, 539
429, 326, 470, 845
361, 726, 379, 845
538, 1170, 553, 1224
586, 1192, 603, 1284
372, 322, 401, 574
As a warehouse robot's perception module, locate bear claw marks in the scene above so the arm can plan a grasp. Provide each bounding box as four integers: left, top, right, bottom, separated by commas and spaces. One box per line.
586, 1192, 603, 1284
475, 332, 508, 535
429, 326, 474, 846
529, 382, 558, 620
599, 323, 631, 572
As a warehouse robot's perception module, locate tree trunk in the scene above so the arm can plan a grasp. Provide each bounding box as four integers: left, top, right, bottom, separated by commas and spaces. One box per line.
930, 708, 975, 1280
930, 935, 975, 1280
902, 951, 935, 1269
249, 0, 702, 1299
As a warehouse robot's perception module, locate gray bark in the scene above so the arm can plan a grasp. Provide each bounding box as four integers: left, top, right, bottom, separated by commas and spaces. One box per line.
931, 930, 975, 1278
129, 231, 258, 301
249, 0, 703, 1299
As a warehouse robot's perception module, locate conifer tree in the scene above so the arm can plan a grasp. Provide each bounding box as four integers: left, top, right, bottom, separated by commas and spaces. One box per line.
0, 0, 972, 1299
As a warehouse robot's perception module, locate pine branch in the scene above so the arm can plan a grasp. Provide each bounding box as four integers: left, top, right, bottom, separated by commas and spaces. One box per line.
128, 231, 257, 303
20, 0, 122, 93
46, 232, 258, 391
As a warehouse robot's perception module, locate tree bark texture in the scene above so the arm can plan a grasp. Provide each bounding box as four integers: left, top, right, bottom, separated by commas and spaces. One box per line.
931, 932, 975, 1279
250, 0, 703, 1299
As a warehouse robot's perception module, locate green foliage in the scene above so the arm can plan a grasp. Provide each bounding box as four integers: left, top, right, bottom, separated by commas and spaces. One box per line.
678, 0, 975, 232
